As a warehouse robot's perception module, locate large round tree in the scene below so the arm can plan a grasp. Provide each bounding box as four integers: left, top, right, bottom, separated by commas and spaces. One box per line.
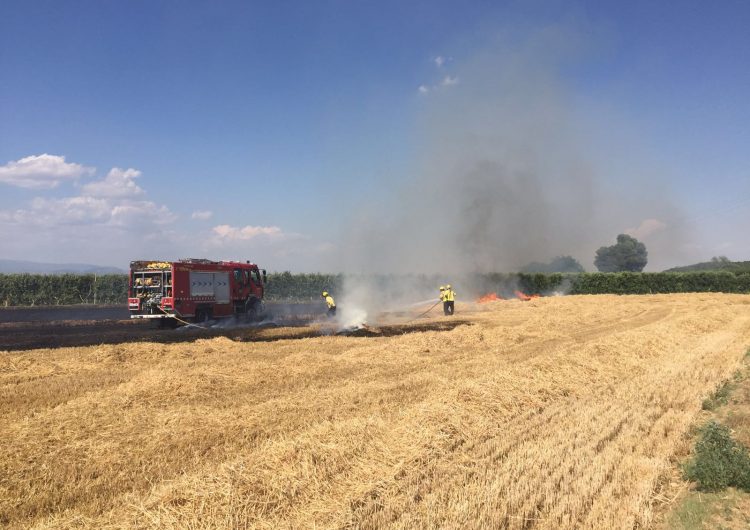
594, 234, 648, 272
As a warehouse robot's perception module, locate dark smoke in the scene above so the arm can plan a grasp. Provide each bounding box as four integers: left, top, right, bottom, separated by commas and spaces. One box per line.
341, 22, 687, 275
331, 21, 691, 325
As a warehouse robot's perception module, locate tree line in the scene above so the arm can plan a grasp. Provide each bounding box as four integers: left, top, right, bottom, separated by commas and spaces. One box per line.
523, 234, 648, 273
0, 274, 128, 306
1, 270, 749, 307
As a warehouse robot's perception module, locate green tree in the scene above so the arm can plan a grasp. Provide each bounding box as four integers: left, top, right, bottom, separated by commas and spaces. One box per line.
594, 234, 648, 272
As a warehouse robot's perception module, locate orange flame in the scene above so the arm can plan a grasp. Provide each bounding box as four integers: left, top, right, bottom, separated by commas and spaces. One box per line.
476, 293, 503, 303
514, 290, 541, 301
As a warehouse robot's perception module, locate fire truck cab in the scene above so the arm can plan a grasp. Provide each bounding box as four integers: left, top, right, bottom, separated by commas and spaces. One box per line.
128, 259, 266, 324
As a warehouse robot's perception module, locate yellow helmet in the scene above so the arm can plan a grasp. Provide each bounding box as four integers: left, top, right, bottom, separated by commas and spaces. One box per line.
446, 284, 452, 289
439, 285, 445, 290
322, 291, 328, 297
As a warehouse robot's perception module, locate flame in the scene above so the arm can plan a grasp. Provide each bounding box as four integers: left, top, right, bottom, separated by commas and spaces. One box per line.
476, 293, 503, 303
514, 290, 541, 301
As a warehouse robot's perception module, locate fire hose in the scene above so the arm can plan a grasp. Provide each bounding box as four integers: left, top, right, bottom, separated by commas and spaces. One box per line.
156, 305, 209, 329
158, 299, 442, 330
406, 300, 442, 323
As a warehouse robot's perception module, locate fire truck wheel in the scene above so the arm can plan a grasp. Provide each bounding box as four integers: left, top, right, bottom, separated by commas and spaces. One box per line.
246, 299, 262, 321
195, 309, 211, 324
247, 300, 258, 321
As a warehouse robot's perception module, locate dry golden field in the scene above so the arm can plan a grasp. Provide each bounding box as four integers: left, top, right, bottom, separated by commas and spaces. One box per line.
2, 294, 750, 529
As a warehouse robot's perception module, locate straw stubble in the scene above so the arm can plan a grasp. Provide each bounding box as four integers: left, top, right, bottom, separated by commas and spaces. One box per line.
1, 294, 749, 528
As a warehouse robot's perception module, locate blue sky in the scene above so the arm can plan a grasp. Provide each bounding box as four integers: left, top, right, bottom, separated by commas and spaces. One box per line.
1, 1, 748, 271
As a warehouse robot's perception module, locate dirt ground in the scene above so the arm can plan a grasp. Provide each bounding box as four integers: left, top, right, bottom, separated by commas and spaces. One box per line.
1, 294, 749, 529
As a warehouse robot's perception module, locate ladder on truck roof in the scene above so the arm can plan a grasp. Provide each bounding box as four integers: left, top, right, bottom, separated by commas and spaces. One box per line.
178, 258, 214, 264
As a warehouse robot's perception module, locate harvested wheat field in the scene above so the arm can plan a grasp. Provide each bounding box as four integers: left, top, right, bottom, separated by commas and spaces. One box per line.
2, 294, 750, 529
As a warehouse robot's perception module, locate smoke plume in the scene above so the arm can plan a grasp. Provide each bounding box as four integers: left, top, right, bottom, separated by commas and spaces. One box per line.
334, 22, 689, 325
342, 23, 686, 275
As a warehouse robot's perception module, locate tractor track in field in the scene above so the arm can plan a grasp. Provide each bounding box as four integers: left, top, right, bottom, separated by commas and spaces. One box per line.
499, 305, 674, 364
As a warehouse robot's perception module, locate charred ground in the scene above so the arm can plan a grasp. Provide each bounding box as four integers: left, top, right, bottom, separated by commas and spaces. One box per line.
0, 306, 470, 351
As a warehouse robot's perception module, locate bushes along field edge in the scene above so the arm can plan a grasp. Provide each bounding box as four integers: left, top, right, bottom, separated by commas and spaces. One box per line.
683, 350, 750, 493
683, 421, 750, 492
0, 271, 749, 306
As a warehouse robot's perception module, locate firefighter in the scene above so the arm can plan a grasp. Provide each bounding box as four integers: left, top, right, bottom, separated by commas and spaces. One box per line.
443, 284, 456, 315
439, 285, 446, 303
322, 291, 336, 317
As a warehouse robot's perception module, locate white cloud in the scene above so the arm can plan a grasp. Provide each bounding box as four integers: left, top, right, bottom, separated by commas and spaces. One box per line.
0, 158, 323, 269
418, 74, 459, 95
1, 195, 176, 228
109, 200, 177, 226
32, 196, 112, 225
0, 154, 95, 189
434, 56, 446, 67
191, 210, 213, 220
625, 218, 667, 239
0, 196, 107, 225
0, 162, 175, 229
82, 168, 144, 199
212, 224, 284, 240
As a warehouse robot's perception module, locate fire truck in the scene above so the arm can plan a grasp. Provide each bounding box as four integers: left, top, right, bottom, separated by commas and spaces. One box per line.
128, 259, 267, 324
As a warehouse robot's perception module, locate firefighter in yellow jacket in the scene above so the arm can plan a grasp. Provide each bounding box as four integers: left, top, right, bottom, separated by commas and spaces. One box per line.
443, 285, 456, 315
322, 291, 336, 317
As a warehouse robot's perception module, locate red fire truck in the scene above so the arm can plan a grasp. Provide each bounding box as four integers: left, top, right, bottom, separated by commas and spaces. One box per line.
128, 259, 267, 324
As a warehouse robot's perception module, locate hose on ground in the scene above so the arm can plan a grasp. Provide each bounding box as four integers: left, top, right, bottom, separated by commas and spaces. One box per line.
156, 305, 208, 329
406, 300, 442, 323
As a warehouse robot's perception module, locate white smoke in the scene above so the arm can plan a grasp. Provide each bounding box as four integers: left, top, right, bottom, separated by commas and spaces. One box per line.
332, 21, 691, 323
358, 29, 685, 261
